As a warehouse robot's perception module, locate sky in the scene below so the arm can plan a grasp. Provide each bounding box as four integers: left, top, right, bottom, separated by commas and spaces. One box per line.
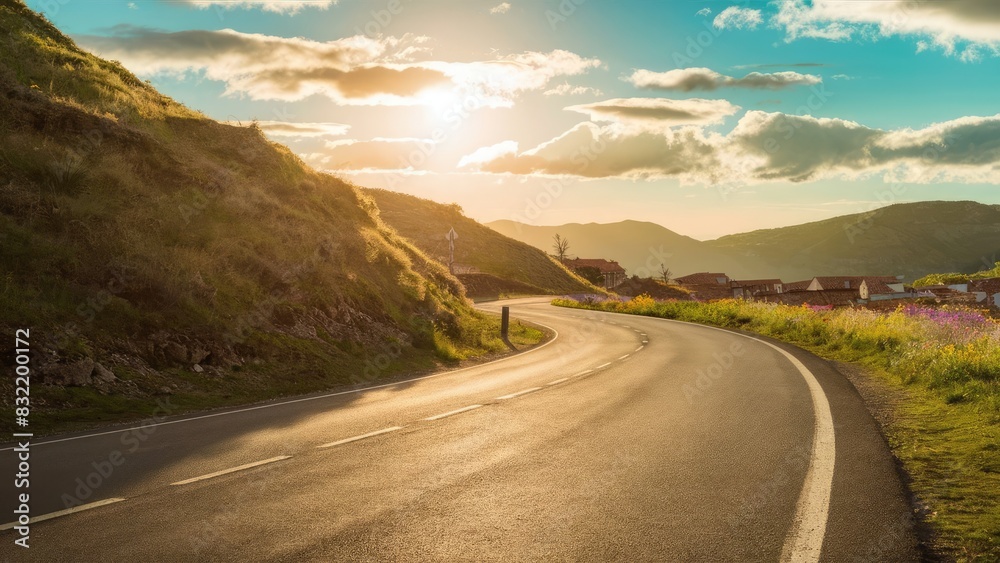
28, 0, 1000, 240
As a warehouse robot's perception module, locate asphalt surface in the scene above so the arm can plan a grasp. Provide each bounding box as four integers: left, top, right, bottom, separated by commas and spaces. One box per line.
0, 297, 920, 561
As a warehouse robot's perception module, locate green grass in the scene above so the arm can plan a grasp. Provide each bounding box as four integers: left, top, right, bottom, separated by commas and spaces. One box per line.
363, 188, 602, 296
555, 295, 1000, 561
914, 261, 1000, 288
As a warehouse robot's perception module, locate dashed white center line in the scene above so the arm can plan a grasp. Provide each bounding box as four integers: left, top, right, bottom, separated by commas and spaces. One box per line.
574, 369, 593, 377
596, 362, 612, 369
171, 456, 292, 486
618, 354, 630, 360
317, 426, 404, 449
547, 377, 569, 386
0, 497, 126, 531
424, 404, 483, 421
642, 340, 649, 344
496, 387, 542, 400
635, 345, 644, 352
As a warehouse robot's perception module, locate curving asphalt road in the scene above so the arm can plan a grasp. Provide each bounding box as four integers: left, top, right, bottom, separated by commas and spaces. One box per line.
0, 297, 919, 561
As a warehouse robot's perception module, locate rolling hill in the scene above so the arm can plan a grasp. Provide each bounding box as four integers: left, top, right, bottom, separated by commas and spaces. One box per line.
364, 189, 599, 298
0, 0, 534, 432
490, 201, 1000, 283
486, 219, 765, 280
707, 201, 1000, 281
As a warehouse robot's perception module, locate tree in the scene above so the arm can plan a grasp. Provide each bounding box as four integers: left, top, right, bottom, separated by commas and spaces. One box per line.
659, 263, 672, 284
552, 234, 570, 263
575, 266, 604, 286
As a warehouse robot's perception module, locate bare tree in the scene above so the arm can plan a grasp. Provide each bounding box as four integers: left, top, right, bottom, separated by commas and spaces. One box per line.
659, 263, 672, 284
552, 234, 570, 263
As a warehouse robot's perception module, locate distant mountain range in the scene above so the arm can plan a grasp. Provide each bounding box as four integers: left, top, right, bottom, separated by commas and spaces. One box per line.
489, 201, 1000, 282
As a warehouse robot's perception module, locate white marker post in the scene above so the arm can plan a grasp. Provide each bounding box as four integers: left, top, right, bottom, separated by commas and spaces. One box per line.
446, 226, 458, 274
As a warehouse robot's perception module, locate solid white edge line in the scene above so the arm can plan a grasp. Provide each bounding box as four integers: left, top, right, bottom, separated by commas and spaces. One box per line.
495, 387, 542, 400
572, 307, 835, 563
424, 404, 483, 421
170, 455, 292, 486
547, 378, 569, 386
2, 312, 560, 452
0, 497, 126, 531
317, 426, 404, 449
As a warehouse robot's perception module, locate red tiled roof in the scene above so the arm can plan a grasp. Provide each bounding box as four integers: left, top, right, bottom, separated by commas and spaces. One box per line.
784, 280, 812, 291
731, 279, 783, 287
862, 280, 898, 295
563, 257, 626, 274
676, 272, 729, 285
812, 276, 897, 290
972, 278, 1000, 295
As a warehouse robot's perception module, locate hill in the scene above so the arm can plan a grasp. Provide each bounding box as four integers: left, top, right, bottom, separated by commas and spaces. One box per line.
364, 189, 599, 298
486, 219, 764, 279
0, 1, 537, 433
707, 201, 1000, 281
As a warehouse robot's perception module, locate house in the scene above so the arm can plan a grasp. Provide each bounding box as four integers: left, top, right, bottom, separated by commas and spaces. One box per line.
858, 279, 916, 301
970, 278, 1000, 308
759, 288, 859, 307
731, 279, 784, 299
783, 280, 812, 292
675, 272, 732, 301
563, 258, 627, 289
806, 276, 900, 291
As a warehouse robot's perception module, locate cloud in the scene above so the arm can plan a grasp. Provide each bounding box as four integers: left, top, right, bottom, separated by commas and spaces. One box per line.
306, 138, 438, 171
461, 109, 1000, 185
543, 82, 603, 96
713, 6, 763, 30
772, 0, 1000, 58
696, 7, 711, 17
176, 1, 337, 14
565, 97, 740, 127
77, 27, 601, 107
457, 141, 519, 168
235, 121, 350, 138
490, 2, 511, 15
627, 67, 821, 91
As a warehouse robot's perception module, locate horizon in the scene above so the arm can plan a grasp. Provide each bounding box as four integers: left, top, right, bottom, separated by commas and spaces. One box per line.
27, 0, 1000, 239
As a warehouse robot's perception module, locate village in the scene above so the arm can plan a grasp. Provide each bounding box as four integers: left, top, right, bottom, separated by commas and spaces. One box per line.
559, 256, 1000, 311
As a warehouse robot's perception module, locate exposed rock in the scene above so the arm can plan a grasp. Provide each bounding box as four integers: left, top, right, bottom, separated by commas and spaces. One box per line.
192, 364, 204, 373
157, 386, 172, 395
93, 362, 116, 383
163, 342, 188, 364
42, 358, 94, 386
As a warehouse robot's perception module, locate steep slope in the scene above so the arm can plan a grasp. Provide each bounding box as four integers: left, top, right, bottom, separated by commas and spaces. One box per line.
707, 201, 1000, 281
0, 1, 532, 432
487, 220, 763, 279
364, 189, 598, 297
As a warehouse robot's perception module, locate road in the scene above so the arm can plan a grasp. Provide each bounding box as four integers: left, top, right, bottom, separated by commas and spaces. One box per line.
0, 297, 919, 561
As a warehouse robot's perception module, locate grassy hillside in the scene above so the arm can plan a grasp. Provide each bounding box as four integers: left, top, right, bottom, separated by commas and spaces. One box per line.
487, 219, 762, 279
914, 262, 1000, 288
0, 1, 540, 433
364, 188, 599, 297
708, 201, 1000, 282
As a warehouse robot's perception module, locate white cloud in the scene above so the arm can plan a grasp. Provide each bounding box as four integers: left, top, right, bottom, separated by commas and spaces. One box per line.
628, 67, 821, 91
713, 6, 763, 30
77, 27, 601, 107
565, 97, 740, 127
490, 2, 511, 15
461, 108, 1000, 185
177, 0, 337, 14
772, 0, 1000, 58
543, 82, 603, 96
307, 137, 439, 171
696, 7, 711, 17
458, 141, 519, 168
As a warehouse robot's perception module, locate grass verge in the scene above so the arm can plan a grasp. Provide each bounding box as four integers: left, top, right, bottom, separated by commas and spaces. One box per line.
554, 295, 999, 562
